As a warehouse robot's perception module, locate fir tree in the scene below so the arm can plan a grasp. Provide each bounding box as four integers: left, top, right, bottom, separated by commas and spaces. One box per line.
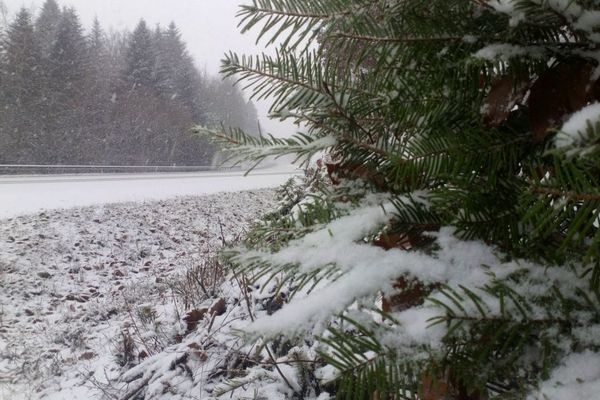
1, 8, 41, 107
88, 17, 106, 57
45, 7, 89, 163
0, 8, 42, 163
123, 19, 156, 91
154, 22, 204, 118
48, 8, 87, 99
154, 22, 184, 98
83, 16, 112, 162
201, 1, 600, 399
86, 17, 111, 107
34, 0, 61, 59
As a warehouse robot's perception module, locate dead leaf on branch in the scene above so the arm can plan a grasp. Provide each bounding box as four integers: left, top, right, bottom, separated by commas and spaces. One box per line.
482, 75, 528, 128
381, 276, 438, 313
481, 59, 599, 143
528, 60, 593, 142
373, 232, 413, 251
421, 369, 487, 400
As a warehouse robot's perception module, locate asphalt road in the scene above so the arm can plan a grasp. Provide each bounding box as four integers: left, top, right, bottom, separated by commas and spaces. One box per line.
0, 165, 300, 219
0, 169, 297, 185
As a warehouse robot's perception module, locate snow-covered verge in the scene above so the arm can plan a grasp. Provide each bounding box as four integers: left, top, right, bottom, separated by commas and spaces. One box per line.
0, 190, 276, 399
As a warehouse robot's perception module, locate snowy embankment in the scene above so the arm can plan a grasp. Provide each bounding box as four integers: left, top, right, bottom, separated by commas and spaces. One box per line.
0, 190, 277, 399
0, 167, 296, 399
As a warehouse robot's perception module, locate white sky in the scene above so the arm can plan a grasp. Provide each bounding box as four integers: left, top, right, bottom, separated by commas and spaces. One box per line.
2, 0, 296, 136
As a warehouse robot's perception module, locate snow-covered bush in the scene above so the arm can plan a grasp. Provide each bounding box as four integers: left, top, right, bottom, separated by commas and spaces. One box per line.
192, 1, 600, 398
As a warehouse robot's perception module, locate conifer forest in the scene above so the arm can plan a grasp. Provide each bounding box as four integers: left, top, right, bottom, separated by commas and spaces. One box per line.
0, 0, 258, 166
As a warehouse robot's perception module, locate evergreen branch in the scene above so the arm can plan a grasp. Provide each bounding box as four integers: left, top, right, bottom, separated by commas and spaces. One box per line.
321, 81, 377, 144
274, 107, 393, 158
405, 132, 531, 164
236, 0, 353, 49
311, 119, 391, 157
221, 51, 331, 110
195, 125, 337, 168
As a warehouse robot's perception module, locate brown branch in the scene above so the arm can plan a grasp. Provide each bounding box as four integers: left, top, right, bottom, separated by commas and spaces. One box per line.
242, 6, 349, 20
265, 345, 296, 392
120, 375, 152, 400
332, 32, 463, 44
531, 187, 600, 202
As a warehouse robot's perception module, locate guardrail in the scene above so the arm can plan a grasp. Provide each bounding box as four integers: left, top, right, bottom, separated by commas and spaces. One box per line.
0, 164, 242, 175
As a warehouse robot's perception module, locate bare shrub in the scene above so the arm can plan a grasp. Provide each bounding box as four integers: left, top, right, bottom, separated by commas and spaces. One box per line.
169, 257, 225, 311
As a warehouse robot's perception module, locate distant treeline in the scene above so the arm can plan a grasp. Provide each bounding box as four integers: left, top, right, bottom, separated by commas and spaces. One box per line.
0, 0, 258, 166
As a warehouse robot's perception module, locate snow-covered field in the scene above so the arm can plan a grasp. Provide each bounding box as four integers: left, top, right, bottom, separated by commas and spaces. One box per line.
0, 165, 298, 219
0, 183, 279, 399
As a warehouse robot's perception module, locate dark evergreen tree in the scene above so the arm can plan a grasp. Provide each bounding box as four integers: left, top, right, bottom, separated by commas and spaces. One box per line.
34, 0, 61, 59
152, 24, 169, 94
154, 22, 204, 118
44, 7, 88, 163
82, 17, 113, 164
87, 17, 106, 57
158, 24, 189, 94
48, 8, 87, 100
0, 8, 43, 163
123, 19, 155, 91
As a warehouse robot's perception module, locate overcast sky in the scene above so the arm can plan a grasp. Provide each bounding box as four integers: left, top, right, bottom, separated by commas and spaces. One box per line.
1, 0, 295, 136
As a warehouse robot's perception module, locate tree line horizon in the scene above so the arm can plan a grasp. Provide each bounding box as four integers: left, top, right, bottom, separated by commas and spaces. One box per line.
0, 0, 259, 167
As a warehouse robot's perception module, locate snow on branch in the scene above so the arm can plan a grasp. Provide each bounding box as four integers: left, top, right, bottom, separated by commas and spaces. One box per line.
555, 102, 600, 150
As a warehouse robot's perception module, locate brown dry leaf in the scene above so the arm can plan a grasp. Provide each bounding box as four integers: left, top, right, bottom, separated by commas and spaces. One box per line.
382, 277, 436, 313
79, 351, 97, 361
325, 163, 340, 185
529, 60, 594, 142
373, 232, 413, 251
209, 298, 227, 316
347, 163, 387, 189
183, 308, 208, 332
421, 371, 486, 400
421, 372, 450, 400
482, 75, 527, 128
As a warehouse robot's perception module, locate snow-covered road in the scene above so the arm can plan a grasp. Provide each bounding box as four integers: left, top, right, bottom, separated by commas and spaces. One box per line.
0, 165, 299, 219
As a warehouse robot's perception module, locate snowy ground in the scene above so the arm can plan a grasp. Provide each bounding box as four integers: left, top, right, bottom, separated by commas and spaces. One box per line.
0, 164, 298, 219
0, 190, 277, 399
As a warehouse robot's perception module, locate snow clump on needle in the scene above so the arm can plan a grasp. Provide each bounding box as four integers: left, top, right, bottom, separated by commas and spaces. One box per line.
528, 350, 600, 400
555, 102, 600, 149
